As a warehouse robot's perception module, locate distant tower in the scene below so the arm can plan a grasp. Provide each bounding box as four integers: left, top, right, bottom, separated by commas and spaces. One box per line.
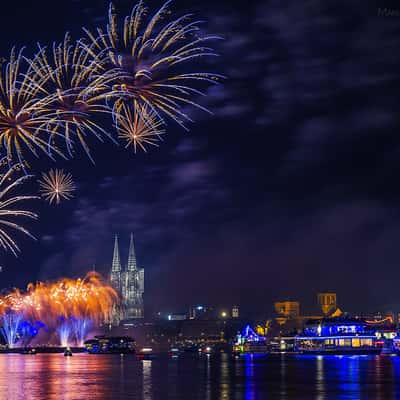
110, 233, 144, 323
110, 235, 122, 293
318, 293, 337, 316
110, 235, 122, 324
125, 233, 144, 319
127, 233, 137, 271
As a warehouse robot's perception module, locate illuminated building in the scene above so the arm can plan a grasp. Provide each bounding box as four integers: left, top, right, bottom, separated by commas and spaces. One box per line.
274, 301, 302, 327
275, 301, 300, 318
318, 292, 337, 316
110, 233, 144, 324
232, 306, 240, 318
273, 297, 330, 333
168, 314, 187, 321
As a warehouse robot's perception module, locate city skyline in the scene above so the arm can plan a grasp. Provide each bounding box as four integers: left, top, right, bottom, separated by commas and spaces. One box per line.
0, 1, 399, 399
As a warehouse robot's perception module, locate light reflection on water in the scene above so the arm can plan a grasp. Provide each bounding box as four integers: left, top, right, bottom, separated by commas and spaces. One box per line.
1, 354, 400, 400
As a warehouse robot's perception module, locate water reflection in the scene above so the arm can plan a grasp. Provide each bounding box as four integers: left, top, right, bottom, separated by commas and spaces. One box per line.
205, 354, 211, 400
315, 355, 325, 400
280, 354, 287, 399
244, 355, 255, 400
0, 354, 399, 399
142, 360, 152, 400
337, 356, 361, 396
219, 354, 230, 400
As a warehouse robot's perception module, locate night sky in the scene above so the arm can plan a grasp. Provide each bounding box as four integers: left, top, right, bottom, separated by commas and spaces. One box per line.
0, 0, 400, 317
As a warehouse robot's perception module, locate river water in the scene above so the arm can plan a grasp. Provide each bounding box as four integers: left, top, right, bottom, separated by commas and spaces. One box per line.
0, 353, 400, 399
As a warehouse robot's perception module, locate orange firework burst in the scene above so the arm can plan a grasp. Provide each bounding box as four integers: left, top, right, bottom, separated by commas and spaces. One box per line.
23, 272, 119, 322
82, 1, 223, 129
117, 101, 165, 153
38, 168, 76, 205
26, 33, 118, 162
0, 272, 119, 346
0, 159, 38, 256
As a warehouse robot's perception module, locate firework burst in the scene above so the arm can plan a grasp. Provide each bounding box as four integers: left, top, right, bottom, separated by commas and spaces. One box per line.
26, 33, 118, 162
0, 48, 65, 166
117, 101, 164, 153
0, 159, 38, 256
38, 169, 76, 205
0, 272, 119, 347
82, 1, 224, 129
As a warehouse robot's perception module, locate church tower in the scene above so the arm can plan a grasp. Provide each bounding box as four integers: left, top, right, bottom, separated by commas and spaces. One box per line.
110, 235, 122, 324
110, 235, 122, 292
109, 233, 144, 324
125, 233, 144, 319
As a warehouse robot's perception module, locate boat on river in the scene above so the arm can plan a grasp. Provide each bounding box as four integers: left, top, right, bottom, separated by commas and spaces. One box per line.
295, 318, 383, 355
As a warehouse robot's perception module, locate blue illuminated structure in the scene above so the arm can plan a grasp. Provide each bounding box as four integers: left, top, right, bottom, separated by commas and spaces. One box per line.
296, 318, 382, 355
234, 325, 268, 355
18, 320, 40, 346
243, 325, 263, 343
0, 312, 23, 348
303, 318, 370, 337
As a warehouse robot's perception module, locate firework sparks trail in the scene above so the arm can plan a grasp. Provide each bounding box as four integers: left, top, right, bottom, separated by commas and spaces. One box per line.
0, 49, 66, 166
0, 1, 223, 257
82, 1, 224, 130
26, 33, 118, 162
38, 168, 76, 205
0, 1, 222, 171
0, 272, 119, 347
117, 101, 165, 153
0, 159, 38, 256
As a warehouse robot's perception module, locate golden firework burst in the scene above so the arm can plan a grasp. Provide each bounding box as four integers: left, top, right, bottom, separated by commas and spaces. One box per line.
82, 1, 223, 129
26, 33, 117, 162
39, 169, 76, 205
0, 159, 38, 256
117, 102, 165, 153
0, 48, 65, 166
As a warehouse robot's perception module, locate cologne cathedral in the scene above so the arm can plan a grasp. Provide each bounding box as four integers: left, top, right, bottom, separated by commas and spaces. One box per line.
110, 233, 144, 324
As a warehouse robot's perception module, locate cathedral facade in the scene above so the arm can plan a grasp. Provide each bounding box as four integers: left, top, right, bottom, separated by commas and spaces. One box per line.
110, 233, 144, 324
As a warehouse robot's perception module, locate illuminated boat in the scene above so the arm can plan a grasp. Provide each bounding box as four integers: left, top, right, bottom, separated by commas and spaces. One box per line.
295, 318, 383, 355
84, 336, 135, 354
168, 347, 181, 358
64, 347, 73, 357
136, 347, 157, 360
390, 337, 400, 354
233, 325, 270, 355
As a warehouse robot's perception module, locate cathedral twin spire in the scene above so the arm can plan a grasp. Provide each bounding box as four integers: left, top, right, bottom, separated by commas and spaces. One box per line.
111, 233, 137, 272
110, 232, 144, 321
127, 233, 137, 271
112, 235, 121, 272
